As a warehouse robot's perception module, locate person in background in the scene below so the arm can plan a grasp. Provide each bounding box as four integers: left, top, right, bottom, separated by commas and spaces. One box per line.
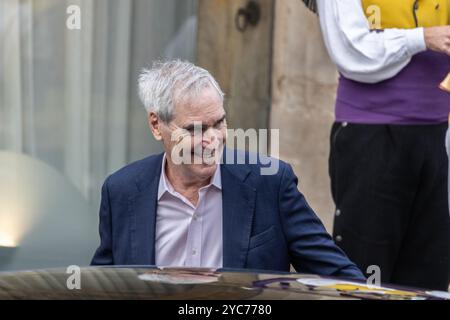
304, 0, 450, 291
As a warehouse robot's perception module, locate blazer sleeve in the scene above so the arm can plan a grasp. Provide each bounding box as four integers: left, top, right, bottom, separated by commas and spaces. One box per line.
91, 177, 114, 265
278, 163, 365, 280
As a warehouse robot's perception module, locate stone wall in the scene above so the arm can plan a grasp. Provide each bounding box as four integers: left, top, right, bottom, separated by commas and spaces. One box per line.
197, 0, 338, 231
271, 0, 338, 230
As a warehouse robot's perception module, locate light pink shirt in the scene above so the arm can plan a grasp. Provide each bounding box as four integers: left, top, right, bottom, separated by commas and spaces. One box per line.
155, 155, 223, 268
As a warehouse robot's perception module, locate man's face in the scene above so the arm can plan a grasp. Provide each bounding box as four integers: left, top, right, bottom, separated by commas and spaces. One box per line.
156, 87, 227, 180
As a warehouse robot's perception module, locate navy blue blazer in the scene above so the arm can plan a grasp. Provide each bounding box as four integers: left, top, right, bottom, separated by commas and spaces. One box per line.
91, 150, 365, 280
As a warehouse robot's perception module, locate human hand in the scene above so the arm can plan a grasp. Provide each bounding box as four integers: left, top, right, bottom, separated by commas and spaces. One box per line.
424, 26, 450, 56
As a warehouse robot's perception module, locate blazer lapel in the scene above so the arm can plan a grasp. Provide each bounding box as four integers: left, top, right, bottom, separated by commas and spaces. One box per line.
126, 151, 257, 268
128, 154, 163, 266
221, 163, 256, 269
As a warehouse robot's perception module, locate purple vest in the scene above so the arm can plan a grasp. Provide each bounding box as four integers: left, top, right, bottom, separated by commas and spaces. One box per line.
336, 50, 450, 124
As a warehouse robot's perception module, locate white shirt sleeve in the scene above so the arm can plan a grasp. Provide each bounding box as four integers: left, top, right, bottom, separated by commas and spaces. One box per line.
316, 0, 427, 83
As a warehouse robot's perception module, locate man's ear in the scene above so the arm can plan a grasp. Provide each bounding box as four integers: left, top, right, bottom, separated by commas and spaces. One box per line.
148, 112, 162, 141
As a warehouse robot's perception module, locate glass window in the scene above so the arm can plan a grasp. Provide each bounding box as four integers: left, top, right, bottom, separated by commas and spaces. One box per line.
0, 0, 198, 271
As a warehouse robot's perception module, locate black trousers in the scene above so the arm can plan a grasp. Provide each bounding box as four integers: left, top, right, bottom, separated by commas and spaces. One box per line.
330, 122, 450, 291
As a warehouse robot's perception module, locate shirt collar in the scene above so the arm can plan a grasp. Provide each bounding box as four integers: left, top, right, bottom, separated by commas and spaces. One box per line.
158, 153, 222, 200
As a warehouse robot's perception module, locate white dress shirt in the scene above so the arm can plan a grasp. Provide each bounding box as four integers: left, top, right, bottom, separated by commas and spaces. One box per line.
317, 0, 427, 83
155, 155, 223, 268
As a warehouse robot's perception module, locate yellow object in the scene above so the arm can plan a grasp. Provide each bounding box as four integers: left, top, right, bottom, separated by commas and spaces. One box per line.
440, 73, 450, 93
362, 0, 449, 29
323, 283, 418, 297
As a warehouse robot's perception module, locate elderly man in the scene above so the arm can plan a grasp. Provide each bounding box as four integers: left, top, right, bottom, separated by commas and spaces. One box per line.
91, 60, 364, 280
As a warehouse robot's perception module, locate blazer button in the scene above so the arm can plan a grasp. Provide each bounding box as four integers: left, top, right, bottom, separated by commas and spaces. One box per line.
335, 235, 343, 242
335, 209, 342, 217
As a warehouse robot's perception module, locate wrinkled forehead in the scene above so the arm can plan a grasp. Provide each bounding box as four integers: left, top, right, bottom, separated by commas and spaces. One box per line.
172, 87, 225, 124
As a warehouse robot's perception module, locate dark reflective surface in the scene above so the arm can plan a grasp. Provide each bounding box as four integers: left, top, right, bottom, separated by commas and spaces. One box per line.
0, 267, 447, 300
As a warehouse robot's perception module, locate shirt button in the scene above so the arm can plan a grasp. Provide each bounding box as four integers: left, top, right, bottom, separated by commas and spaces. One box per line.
335, 235, 343, 242
193, 214, 198, 220
192, 249, 197, 256
335, 209, 342, 217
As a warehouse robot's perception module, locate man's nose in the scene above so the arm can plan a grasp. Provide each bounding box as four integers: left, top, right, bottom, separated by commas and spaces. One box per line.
202, 128, 218, 147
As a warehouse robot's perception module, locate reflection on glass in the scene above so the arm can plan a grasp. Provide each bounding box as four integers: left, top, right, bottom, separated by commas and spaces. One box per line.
0, 0, 198, 271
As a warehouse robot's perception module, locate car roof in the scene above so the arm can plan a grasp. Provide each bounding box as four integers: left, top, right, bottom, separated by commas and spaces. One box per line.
0, 267, 445, 300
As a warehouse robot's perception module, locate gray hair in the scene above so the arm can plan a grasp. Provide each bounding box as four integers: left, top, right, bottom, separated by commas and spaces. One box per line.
138, 60, 225, 123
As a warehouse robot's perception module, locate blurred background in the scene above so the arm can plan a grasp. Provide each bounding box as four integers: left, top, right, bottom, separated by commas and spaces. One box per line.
0, 0, 338, 271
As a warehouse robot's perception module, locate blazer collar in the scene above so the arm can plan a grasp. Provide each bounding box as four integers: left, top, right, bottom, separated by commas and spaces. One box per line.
129, 153, 164, 265
128, 150, 256, 268
220, 161, 256, 269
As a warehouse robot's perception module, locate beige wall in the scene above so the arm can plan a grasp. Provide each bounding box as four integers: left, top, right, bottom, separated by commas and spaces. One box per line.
197, 0, 338, 231
271, 0, 338, 231
197, 0, 274, 132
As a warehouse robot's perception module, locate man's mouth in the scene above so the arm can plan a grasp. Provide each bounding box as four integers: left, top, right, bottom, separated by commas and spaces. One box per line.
192, 149, 216, 159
